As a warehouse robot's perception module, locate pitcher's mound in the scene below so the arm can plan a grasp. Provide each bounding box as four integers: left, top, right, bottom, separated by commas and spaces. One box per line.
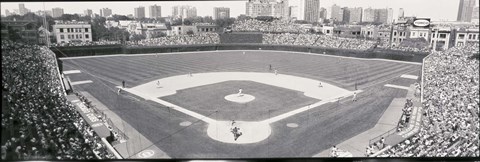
224, 94, 255, 103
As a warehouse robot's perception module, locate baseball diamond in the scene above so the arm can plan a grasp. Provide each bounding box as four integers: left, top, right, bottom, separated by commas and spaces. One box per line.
61, 50, 421, 158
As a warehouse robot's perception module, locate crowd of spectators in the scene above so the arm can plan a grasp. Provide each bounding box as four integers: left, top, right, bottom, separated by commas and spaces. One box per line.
376, 43, 431, 53
397, 99, 414, 132
233, 19, 306, 33
263, 33, 376, 50
126, 33, 219, 46
377, 43, 479, 157
51, 40, 121, 47
1, 41, 114, 160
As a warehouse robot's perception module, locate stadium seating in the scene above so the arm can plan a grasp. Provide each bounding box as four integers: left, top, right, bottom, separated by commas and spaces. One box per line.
1, 40, 115, 160
376, 43, 479, 157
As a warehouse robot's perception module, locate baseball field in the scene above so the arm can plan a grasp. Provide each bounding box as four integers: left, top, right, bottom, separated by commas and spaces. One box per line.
61, 50, 421, 158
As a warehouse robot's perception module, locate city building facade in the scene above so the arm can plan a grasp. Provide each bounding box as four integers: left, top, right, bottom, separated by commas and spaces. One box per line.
100, 8, 112, 17
149, 5, 162, 18
457, 0, 476, 22
84, 9, 93, 17
172, 5, 197, 18
331, 4, 343, 22
134, 6, 146, 19
245, 0, 288, 18
214, 7, 230, 20
53, 21, 92, 44
52, 8, 64, 18
304, 0, 320, 22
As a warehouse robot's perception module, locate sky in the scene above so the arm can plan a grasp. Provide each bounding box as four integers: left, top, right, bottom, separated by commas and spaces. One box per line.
1, 0, 478, 21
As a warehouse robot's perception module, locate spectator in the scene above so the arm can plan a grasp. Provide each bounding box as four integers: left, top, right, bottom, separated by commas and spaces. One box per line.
1, 40, 115, 160
377, 43, 479, 157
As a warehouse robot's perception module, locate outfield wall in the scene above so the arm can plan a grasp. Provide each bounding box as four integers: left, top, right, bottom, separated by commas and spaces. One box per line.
50, 44, 427, 63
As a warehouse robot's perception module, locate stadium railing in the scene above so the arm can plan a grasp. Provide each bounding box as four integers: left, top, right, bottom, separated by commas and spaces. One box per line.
51, 48, 68, 97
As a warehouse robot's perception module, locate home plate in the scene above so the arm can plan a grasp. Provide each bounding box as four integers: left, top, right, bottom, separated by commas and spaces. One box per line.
206, 121, 271, 144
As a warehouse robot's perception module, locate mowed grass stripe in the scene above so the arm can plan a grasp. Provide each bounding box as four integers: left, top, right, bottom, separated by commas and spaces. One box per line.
331, 62, 404, 81
339, 63, 407, 83
325, 61, 393, 78
344, 66, 416, 88
100, 57, 162, 79
80, 58, 148, 82
135, 56, 203, 73
67, 51, 420, 89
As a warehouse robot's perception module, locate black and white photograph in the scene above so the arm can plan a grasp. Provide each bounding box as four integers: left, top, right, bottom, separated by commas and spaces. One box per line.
1, 0, 479, 161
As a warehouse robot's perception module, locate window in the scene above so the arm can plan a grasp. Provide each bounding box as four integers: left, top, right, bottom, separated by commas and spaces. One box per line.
85, 34, 89, 38
67, 35, 71, 39
468, 34, 472, 39
439, 34, 446, 38
60, 28, 64, 33
459, 34, 465, 39
411, 32, 415, 37
394, 32, 397, 36
432, 34, 436, 38
75, 34, 78, 39
60, 35, 65, 39
393, 38, 396, 42
457, 42, 464, 46
79, 34, 82, 39
85, 28, 89, 32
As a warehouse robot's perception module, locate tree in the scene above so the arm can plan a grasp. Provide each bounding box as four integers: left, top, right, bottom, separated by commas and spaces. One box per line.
171, 18, 182, 26
204, 16, 214, 23
3, 13, 55, 32
183, 18, 193, 25
59, 14, 81, 22
255, 16, 274, 22
129, 34, 146, 44
295, 20, 309, 24
110, 14, 132, 22
7, 28, 23, 42
215, 17, 235, 28
91, 17, 108, 41
237, 15, 251, 21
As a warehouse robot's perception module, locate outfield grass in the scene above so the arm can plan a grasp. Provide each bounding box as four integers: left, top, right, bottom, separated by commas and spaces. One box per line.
62, 51, 420, 158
